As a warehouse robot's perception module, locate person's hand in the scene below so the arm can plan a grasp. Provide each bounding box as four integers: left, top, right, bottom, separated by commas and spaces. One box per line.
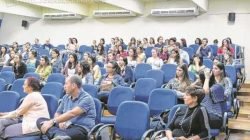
176, 136, 188, 140
59, 122, 67, 130
204, 68, 212, 79
40, 120, 54, 134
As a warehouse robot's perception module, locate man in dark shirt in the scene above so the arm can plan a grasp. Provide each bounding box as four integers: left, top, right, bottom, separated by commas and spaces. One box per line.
196, 38, 212, 58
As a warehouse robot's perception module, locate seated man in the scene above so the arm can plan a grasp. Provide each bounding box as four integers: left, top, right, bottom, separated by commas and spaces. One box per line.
36, 75, 96, 140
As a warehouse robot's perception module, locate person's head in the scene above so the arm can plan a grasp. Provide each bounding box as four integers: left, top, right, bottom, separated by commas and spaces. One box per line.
184, 86, 205, 106
151, 48, 159, 58
213, 56, 221, 65
64, 75, 82, 95
40, 55, 50, 66
128, 47, 137, 60
45, 38, 50, 44
10, 50, 16, 58
1, 46, 7, 54
193, 54, 203, 66
198, 70, 205, 86
68, 38, 73, 44
24, 42, 31, 49
72, 38, 78, 44
77, 62, 91, 76
83, 52, 90, 61
118, 56, 128, 67
170, 49, 180, 59
212, 62, 226, 78
136, 46, 144, 54
100, 38, 105, 45
176, 64, 189, 82
157, 36, 163, 44
175, 42, 181, 50
213, 39, 218, 45
169, 37, 176, 45
222, 39, 230, 48
161, 45, 168, 53
130, 37, 136, 44
69, 53, 78, 64
195, 38, 202, 45
35, 38, 39, 44
114, 37, 119, 43
12, 42, 18, 48
14, 53, 22, 63
51, 48, 60, 59
227, 37, 232, 44
149, 37, 155, 44
97, 43, 104, 55
88, 55, 96, 66
143, 38, 148, 44
180, 38, 187, 47
29, 50, 37, 59
107, 52, 115, 62
106, 61, 121, 75
118, 45, 124, 53
92, 40, 97, 45
202, 38, 208, 46
23, 77, 41, 93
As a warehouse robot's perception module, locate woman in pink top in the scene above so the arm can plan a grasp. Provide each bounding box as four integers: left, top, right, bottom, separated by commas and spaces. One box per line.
0, 77, 49, 139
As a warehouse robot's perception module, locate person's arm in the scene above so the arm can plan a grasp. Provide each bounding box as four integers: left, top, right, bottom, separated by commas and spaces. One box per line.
203, 69, 212, 94
196, 46, 201, 54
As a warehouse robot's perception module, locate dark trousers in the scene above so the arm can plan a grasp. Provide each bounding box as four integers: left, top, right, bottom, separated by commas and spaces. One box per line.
36, 118, 88, 140
208, 113, 223, 129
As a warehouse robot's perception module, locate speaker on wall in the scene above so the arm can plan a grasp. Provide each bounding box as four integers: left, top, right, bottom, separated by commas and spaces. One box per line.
228, 12, 236, 23
21, 20, 28, 28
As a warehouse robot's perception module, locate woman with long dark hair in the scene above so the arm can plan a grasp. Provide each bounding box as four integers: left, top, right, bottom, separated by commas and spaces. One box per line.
165, 64, 191, 99
98, 61, 125, 103
35, 55, 52, 82
62, 53, 78, 77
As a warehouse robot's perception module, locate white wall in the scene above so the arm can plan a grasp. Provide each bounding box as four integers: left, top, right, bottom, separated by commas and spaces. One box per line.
0, 0, 249, 79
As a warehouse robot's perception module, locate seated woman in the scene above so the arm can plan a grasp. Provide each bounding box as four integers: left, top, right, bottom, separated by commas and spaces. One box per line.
188, 54, 206, 78
118, 57, 133, 85
26, 50, 39, 69
136, 46, 146, 64
223, 51, 234, 65
5, 50, 16, 66
50, 48, 63, 73
0, 77, 49, 139
161, 86, 209, 140
165, 64, 191, 99
35, 56, 52, 83
202, 63, 232, 129
13, 54, 27, 79
0, 46, 10, 67
77, 61, 94, 85
62, 53, 78, 77
127, 47, 138, 68
167, 49, 182, 65
146, 47, 164, 69
97, 61, 126, 103
159, 46, 168, 63
96, 43, 105, 63
116, 45, 128, 59
88, 55, 101, 85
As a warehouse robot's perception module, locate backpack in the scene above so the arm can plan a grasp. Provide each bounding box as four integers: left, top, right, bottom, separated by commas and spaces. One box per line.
150, 109, 170, 131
